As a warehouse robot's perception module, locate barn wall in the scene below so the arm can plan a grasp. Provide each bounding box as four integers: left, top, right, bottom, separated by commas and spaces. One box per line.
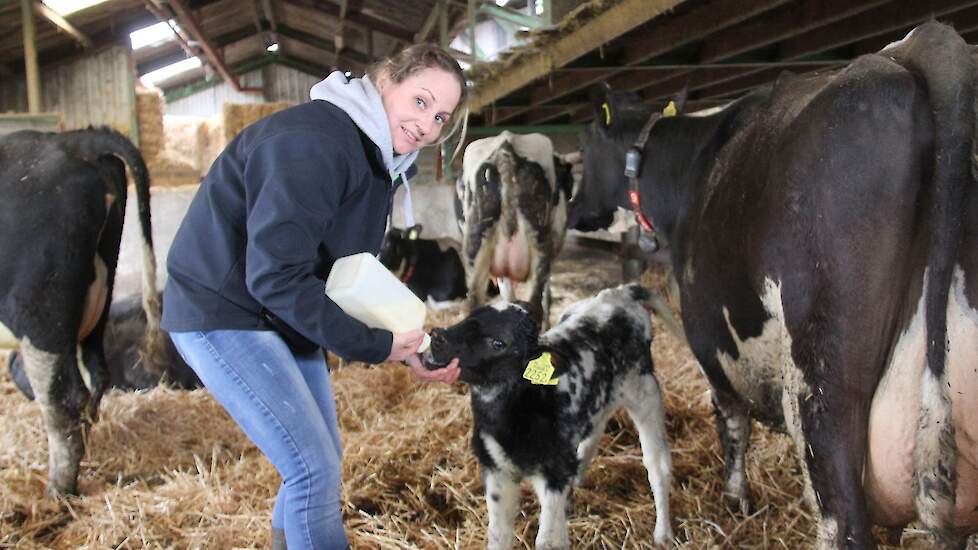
164, 69, 265, 116
165, 63, 325, 117
0, 44, 135, 134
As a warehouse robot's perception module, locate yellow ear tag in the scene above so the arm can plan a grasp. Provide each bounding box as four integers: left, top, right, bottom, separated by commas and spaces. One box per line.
662, 100, 677, 117
523, 352, 559, 385
601, 102, 612, 126
407, 228, 420, 240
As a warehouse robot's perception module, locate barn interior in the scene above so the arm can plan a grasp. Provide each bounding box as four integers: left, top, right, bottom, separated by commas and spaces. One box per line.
0, 0, 971, 547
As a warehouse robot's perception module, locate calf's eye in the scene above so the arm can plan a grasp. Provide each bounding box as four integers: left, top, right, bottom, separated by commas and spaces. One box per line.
490, 339, 506, 350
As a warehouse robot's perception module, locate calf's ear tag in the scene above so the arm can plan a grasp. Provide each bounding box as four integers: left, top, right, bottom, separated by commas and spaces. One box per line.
407, 227, 420, 240
523, 352, 559, 385
662, 100, 677, 117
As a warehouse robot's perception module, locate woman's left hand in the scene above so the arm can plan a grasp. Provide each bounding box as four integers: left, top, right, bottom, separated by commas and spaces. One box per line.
405, 354, 460, 384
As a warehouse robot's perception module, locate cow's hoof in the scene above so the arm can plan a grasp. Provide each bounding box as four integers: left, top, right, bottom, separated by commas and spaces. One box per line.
722, 491, 752, 516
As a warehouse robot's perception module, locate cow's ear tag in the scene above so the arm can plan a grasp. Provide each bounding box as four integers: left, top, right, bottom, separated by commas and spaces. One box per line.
601, 102, 612, 126
523, 352, 559, 385
407, 227, 420, 240
662, 100, 678, 117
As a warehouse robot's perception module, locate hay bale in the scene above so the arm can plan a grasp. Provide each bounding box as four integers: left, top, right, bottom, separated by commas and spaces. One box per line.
222, 102, 293, 143
136, 87, 164, 164
200, 112, 225, 176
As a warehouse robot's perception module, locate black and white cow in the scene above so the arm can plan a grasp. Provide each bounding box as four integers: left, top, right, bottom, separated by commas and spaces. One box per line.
378, 224, 468, 303
457, 131, 573, 326
423, 284, 673, 548
579, 22, 978, 548
0, 127, 163, 496
7, 293, 200, 398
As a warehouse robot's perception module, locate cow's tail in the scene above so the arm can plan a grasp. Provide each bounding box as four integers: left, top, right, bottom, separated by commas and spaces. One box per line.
67, 127, 166, 374
625, 283, 685, 344
891, 21, 975, 537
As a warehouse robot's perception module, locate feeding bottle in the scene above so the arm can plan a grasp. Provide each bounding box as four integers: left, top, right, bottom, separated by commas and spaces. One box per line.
325, 252, 431, 353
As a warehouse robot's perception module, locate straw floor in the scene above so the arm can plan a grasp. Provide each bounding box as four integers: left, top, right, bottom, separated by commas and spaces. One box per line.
0, 239, 944, 548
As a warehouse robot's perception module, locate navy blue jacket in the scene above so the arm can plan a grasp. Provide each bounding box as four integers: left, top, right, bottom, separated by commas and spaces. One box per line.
162, 100, 407, 363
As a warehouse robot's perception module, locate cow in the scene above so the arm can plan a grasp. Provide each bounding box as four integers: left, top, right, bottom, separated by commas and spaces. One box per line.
0, 127, 163, 496
7, 293, 200, 398
456, 131, 573, 327
378, 224, 468, 304
577, 21, 978, 548
423, 283, 673, 548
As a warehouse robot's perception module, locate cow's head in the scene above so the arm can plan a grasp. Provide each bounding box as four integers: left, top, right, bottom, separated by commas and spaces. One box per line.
424, 302, 565, 387
379, 224, 423, 272
571, 83, 685, 232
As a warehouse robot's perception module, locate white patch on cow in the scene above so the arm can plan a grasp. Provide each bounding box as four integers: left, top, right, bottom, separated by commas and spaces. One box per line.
815, 517, 840, 550
530, 475, 571, 549
425, 296, 461, 310
604, 206, 639, 233
482, 433, 518, 475
75, 345, 92, 393
946, 266, 978, 527
472, 385, 504, 404
716, 278, 799, 409
0, 320, 16, 349
484, 469, 520, 550
882, 27, 917, 52
19, 337, 79, 493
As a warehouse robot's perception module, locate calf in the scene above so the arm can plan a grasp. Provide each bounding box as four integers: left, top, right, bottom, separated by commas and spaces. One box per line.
8, 293, 200, 398
0, 128, 163, 495
579, 21, 978, 548
424, 283, 672, 548
378, 224, 468, 303
457, 131, 573, 326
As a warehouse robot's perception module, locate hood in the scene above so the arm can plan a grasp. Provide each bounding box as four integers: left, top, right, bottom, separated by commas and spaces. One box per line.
309, 71, 418, 181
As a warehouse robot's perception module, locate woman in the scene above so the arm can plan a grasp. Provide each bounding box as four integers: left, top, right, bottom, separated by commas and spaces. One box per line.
161, 44, 465, 549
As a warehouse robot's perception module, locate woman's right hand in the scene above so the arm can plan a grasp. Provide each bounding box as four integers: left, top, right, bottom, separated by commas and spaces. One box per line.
386, 329, 425, 363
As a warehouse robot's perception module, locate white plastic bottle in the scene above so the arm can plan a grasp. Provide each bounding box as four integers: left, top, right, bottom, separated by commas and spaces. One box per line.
325, 252, 431, 353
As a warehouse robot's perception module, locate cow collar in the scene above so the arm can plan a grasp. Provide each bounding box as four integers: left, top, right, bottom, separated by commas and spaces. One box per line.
624, 107, 670, 233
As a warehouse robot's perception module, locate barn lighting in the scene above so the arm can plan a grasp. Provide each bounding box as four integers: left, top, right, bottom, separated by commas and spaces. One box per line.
140, 57, 202, 88
494, 0, 510, 5
130, 21, 177, 50
41, 0, 110, 16
266, 43, 280, 52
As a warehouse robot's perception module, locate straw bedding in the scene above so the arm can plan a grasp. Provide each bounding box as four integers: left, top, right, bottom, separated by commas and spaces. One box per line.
0, 240, 940, 548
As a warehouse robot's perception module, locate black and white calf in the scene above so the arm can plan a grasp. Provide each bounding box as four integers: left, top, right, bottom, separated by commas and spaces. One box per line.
0, 128, 163, 495
424, 284, 672, 548
457, 131, 573, 326
378, 224, 468, 303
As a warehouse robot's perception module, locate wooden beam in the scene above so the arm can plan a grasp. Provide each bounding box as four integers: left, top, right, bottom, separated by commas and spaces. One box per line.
467, 0, 686, 114
20, 0, 40, 113
34, 1, 93, 48
276, 23, 371, 66
283, 0, 413, 43
494, 0, 789, 124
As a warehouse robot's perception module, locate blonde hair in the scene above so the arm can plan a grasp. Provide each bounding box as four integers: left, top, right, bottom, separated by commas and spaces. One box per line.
368, 43, 469, 147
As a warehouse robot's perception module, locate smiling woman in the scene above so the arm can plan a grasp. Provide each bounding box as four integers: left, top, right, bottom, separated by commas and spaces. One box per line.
160, 42, 468, 549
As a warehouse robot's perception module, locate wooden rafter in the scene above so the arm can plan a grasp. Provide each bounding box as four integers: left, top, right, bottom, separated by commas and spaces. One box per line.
34, 1, 92, 48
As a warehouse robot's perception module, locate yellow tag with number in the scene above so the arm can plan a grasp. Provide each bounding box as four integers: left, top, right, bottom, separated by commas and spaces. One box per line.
523, 352, 559, 385
662, 100, 677, 117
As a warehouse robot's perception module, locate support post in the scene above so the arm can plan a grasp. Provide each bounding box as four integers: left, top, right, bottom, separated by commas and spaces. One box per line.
621, 226, 644, 282
21, 0, 41, 113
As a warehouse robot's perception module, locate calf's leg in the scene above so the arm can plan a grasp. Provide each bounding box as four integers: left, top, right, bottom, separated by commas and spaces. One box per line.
530, 476, 571, 550
621, 370, 674, 546
484, 469, 520, 550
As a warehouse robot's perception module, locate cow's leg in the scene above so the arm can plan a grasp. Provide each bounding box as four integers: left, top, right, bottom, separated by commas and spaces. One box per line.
18, 338, 90, 496
526, 242, 553, 330
788, 374, 875, 549
484, 469, 520, 550
913, 367, 962, 549
711, 388, 752, 515
621, 370, 673, 546
531, 476, 571, 550
465, 233, 496, 312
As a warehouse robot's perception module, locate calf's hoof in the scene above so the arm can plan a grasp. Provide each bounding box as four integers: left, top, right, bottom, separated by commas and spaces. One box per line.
721, 491, 752, 516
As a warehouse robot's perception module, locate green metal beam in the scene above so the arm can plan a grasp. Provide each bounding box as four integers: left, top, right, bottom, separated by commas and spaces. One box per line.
466, 124, 584, 136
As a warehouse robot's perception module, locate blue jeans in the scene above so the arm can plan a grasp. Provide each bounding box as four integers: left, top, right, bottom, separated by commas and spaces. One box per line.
169, 330, 348, 550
